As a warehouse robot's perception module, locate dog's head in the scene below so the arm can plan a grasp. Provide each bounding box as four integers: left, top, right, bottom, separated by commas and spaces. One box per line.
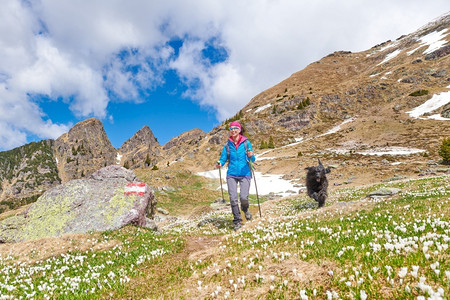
305, 159, 331, 182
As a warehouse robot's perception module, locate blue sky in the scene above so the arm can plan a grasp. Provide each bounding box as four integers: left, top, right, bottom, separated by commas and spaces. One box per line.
0, 1, 449, 150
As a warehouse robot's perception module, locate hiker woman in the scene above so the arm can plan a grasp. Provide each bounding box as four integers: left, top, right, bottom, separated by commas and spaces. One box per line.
216, 121, 255, 231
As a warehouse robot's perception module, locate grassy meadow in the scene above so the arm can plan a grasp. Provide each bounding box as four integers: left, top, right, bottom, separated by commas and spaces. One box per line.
0, 174, 448, 299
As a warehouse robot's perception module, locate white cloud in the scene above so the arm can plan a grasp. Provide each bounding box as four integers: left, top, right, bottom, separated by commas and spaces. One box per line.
11, 37, 109, 117
0, 0, 449, 150
0, 122, 28, 151
0, 83, 69, 148
0, 0, 39, 74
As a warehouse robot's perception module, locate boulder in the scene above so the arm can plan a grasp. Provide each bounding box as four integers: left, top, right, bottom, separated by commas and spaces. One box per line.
367, 188, 401, 198
441, 103, 450, 119
0, 165, 157, 243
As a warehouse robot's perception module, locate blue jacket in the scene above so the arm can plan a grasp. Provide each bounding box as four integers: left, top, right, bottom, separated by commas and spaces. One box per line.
219, 136, 255, 177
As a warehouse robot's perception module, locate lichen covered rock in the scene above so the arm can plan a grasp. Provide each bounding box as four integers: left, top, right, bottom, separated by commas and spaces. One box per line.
0, 165, 156, 243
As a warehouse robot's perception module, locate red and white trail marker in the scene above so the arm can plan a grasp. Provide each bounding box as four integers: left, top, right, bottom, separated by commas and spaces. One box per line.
124, 182, 146, 196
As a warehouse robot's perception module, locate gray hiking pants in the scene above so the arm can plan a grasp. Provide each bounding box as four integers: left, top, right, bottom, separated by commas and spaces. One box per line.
227, 177, 251, 224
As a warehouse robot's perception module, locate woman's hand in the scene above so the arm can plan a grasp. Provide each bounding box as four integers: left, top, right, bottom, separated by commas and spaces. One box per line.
247, 151, 253, 158
215, 161, 221, 168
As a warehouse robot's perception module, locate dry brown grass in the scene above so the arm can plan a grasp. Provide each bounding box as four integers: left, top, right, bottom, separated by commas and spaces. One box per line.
0, 232, 120, 264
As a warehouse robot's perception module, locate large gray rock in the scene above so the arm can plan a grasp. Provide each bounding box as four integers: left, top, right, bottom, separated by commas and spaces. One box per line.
0, 165, 156, 243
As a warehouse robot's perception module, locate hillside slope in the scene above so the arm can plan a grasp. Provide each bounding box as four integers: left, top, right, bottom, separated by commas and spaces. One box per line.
161, 12, 450, 188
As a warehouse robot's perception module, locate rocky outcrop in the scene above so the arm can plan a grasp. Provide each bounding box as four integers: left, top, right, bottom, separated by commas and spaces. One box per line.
425, 45, 450, 60
119, 126, 161, 169
54, 118, 117, 183
278, 111, 313, 131
441, 103, 450, 119
163, 128, 206, 151
0, 165, 156, 243
0, 140, 60, 212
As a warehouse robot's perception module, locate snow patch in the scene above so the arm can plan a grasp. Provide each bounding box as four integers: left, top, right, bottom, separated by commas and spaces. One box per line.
198, 169, 301, 197
254, 150, 277, 161
254, 103, 272, 113
381, 71, 392, 80
407, 29, 449, 55
357, 147, 425, 156
328, 147, 426, 156
367, 40, 398, 57
378, 49, 401, 65
407, 91, 450, 120
421, 29, 449, 54
116, 152, 122, 164
379, 42, 397, 52
257, 156, 276, 161
319, 118, 356, 137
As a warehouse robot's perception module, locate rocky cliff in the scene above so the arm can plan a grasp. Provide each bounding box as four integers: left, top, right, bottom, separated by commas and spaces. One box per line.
0, 140, 60, 213
118, 125, 161, 169
54, 118, 117, 183
161, 128, 206, 166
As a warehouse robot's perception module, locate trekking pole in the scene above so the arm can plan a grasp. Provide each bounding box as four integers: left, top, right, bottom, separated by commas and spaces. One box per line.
217, 161, 225, 203
248, 160, 262, 218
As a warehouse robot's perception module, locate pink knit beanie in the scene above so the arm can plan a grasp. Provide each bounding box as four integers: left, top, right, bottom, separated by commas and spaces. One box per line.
229, 121, 241, 129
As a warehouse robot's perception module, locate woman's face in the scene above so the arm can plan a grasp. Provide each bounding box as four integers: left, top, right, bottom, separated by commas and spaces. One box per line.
229, 126, 240, 138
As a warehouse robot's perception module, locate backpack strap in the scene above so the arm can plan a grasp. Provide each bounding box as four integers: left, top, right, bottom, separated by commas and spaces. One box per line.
225, 139, 248, 161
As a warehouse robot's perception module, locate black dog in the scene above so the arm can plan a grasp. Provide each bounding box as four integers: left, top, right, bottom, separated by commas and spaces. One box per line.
305, 159, 330, 208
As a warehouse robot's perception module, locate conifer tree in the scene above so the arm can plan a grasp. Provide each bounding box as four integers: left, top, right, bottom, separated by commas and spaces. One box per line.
268, 136, 275, 149
439, 137, 450, 164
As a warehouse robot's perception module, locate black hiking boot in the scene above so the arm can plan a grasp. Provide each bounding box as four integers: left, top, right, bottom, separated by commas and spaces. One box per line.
233, 223, 242, 231
244, 211, 252, 221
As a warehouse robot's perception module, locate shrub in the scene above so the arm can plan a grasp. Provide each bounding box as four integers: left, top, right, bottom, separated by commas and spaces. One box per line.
268, 136, 275, 149
409, 89, 429, 96
438, 137, 450, 164
152, 165, 159, 170
145, 154, 151, 166
225, 110, 243, 124
297, 97, 311, 110
260, 140, 268, 149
